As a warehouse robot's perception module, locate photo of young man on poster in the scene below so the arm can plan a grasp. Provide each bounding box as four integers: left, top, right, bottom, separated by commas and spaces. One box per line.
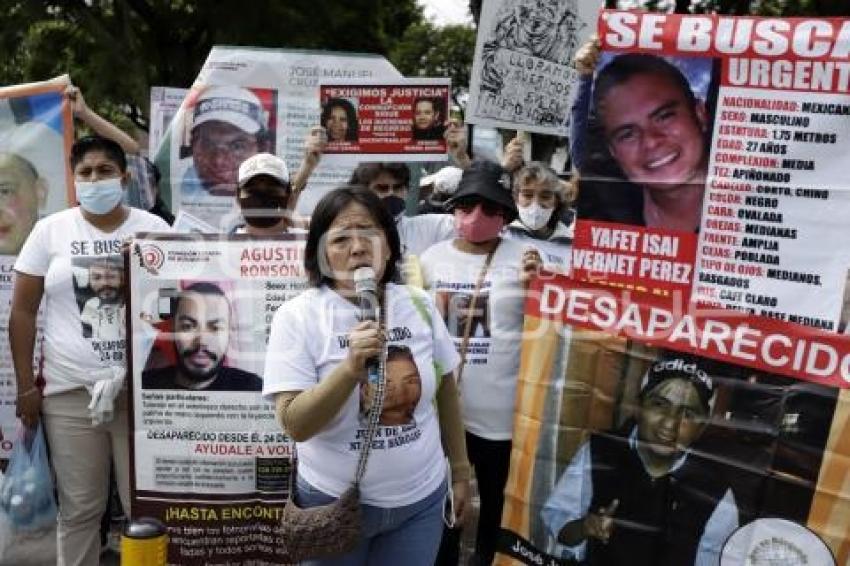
578, 54, 717, 233
541, 354, 738, 566
411, 96, 446, 141
534, 347, 838, 566
142, 281, 262, 391
180, 85, 275, 199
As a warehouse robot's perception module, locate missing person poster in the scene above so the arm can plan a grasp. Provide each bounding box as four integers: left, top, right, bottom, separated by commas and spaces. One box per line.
499, 12, 850, 566
318, 78, 451, 164
465, 0, 596, 136
129, 233, 307, 564
0, 76, 73, 457
155, 47, 401, 227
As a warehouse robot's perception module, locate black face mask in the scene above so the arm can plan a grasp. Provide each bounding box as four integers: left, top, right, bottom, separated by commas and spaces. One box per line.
382, 195, 406, 218
239, 193, 288, 228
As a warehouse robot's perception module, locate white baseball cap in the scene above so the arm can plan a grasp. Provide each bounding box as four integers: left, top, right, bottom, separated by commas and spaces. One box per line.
238, 153, 289, 187
192, 85, 267, 134
420, 166, 463, 195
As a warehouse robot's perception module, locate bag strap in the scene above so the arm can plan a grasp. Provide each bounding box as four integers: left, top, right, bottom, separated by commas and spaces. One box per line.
456, 245, 497, 386
287, 300, 389, 496
353, 301, 388, 486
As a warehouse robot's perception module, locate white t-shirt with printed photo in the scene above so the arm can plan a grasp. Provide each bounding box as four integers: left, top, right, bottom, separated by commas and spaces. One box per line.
420, 237, 526, 441
14, 207, 170, 396
263, 283, 460, 507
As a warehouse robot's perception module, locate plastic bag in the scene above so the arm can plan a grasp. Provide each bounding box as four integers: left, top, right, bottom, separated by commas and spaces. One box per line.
0, 423, 57, 532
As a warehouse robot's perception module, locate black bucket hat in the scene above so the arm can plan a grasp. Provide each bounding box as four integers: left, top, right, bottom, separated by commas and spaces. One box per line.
444, 160, 518, 222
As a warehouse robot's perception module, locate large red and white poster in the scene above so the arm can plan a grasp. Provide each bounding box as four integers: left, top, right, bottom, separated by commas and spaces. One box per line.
500, 12, 850, 566
319, 78, 451, 163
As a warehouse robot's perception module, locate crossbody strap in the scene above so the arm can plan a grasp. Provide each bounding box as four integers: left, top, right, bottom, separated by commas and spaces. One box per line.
456, 245, 497, 386
353, 301, 388, 485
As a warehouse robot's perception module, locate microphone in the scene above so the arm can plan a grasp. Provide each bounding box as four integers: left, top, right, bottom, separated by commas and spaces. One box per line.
353, 267, 381, 385
353, 267, 378, 323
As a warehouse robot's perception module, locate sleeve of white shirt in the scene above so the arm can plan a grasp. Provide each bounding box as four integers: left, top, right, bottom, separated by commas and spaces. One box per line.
419, 246, 436, 289
428, 293, 461, 376
262, 297, 318, 397
695, 487, 739, 566
13, 218, 49, 276
434, 214, 455, 241
540, 440, 593, 560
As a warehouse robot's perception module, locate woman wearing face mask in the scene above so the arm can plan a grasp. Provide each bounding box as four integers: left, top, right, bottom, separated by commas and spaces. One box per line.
9, 135, 170, 565
420, 160, 541, 566
503, 161, 574, 274
232, 153, 305, 236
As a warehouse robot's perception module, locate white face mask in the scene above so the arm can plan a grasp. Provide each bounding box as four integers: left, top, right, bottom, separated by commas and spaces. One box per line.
76, 178, 124, 215
518, 202, 553, 231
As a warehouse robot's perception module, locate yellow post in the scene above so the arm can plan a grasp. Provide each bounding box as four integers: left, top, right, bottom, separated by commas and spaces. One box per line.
121, 518, 168, 565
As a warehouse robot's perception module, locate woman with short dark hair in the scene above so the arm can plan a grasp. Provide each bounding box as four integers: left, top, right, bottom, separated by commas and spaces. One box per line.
264, 185, 470, 565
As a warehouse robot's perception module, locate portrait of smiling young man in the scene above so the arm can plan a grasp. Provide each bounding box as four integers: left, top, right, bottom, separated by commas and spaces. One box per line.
584, 53, 712, 233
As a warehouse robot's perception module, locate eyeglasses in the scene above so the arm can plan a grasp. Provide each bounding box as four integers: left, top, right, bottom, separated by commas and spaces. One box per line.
453, 199, 504, 216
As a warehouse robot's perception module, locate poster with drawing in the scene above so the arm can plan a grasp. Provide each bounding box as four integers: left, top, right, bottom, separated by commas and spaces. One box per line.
466, 0, 597, 135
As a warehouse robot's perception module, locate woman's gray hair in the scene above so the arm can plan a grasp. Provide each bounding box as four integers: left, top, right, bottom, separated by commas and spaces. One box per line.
513, 161, 563, 202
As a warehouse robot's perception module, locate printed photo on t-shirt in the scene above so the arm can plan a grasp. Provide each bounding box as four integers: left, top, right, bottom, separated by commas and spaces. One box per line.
71, 254, 127, 364
360, 345, 422, 426
435, 290, 491, 338
71, 254, 126, 340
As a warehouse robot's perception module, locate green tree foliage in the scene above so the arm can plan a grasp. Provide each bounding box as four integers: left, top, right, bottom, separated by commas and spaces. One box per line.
389, 21, 476, 117
0, 0, 422, 130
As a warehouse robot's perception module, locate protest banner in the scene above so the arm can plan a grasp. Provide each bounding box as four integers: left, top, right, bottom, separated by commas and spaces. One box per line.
129, 233, 307, 564
499, 11, 850, 565
318, 78, 451, 164
0, 76, 73, 458
155, 47, 401, 227
148, 86, 188, 158
465, 0, 596, 136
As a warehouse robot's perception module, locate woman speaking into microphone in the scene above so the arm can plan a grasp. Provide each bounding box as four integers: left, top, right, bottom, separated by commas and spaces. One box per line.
263, 186, 469, 565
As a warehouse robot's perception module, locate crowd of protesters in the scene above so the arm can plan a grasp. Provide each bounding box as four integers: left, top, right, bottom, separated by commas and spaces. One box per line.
6, 35, 742, 566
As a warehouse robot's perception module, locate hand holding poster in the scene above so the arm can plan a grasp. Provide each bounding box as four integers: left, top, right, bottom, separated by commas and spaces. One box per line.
319, 78, 451, 163
499, 11, 850, 566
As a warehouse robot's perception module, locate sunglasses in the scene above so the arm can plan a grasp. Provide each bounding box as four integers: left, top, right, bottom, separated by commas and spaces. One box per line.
453, 199, 504, 216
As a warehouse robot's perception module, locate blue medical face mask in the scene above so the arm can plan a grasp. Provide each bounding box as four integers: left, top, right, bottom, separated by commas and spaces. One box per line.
76, 177, 124, 215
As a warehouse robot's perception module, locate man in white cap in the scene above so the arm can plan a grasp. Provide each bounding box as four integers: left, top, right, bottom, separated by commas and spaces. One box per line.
182, 85, 271, 198
232, 152, 302, 236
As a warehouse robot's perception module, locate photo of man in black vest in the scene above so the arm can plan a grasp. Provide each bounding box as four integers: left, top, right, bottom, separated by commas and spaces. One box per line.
541, 355, 740, 565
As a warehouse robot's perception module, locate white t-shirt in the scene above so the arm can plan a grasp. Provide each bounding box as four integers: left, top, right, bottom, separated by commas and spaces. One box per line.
14, 207, 170, 395
420, 238, 526, 440
263, 283, 460, 507
396, 214, 454, 257
503, 220, 573, 274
